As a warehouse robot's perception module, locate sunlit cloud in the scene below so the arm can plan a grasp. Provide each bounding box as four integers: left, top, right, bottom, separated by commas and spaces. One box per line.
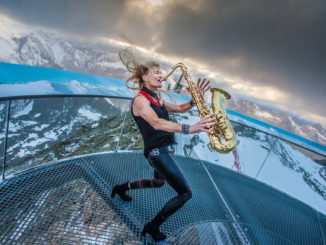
100, 38, 289, 108
126, 0, 165, 17
147, 0, 165, 7
0, 13, 34, 37
230, 80, 285, 101
304, 113, 326, 126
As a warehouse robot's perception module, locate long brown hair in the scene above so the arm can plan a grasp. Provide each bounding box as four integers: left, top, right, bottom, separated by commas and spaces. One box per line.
119, 48, 160, 91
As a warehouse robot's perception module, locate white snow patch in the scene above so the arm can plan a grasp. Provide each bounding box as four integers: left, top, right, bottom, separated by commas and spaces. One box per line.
101, 143, 111, 148
97, 61, 124, 69
317, 133, 326, 141
51, 41, 66, 64
44, 130, 58, 140
105, 98, 115, 107
12, 101, 34, 118
0, 81, 55, 97
34, 124, 49, 131
0, 37, 16, 60
65, 143, 80, 153
105, 85, 134, 97
91, 122, 99, 128
64, 80, 88, 94
78, 106, 101, 121
17, 137, 49, 156
9, 121, 38, 132
255, 110, 281, 122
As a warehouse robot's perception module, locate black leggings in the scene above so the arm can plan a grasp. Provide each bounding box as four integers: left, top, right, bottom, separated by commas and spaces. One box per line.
129, 146, 192, 219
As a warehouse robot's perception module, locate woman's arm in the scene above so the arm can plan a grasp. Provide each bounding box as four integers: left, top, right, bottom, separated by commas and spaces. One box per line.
163, 100, 194, 113
133, 95, 215, 134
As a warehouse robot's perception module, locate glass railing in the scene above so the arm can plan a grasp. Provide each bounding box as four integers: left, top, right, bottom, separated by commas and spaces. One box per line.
0, 95, 325, 214
0, 97, 133, 178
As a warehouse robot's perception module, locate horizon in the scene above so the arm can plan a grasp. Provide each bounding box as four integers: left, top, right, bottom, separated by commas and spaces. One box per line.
1, 61, 326, 149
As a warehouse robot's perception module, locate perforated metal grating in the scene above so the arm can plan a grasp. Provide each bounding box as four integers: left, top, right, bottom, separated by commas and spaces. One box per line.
0, 152, 325, 244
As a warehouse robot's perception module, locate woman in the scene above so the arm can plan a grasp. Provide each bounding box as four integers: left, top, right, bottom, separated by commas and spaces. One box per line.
111, 58, 215, 242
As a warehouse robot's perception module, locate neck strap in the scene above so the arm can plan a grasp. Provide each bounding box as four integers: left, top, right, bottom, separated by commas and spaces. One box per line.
139, 90, 161, 107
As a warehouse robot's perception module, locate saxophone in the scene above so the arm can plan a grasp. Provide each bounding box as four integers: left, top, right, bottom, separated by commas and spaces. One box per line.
161, 63, 237, 153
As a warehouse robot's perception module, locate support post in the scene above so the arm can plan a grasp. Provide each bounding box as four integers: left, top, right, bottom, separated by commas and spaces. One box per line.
115, 100, 131, 152
2, 100, 11, 180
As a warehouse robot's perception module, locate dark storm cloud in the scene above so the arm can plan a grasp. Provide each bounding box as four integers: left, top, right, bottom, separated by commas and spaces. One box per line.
0, 0, 127, 38
0, 0, 156, 46
157, 0, 326, 116
0, 0, 325, 117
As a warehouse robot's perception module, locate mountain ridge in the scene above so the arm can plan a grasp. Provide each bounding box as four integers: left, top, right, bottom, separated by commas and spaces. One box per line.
0, 17, 325, 146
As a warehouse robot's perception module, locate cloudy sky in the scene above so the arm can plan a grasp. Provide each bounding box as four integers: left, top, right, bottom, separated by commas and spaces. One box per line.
0, 0, 325, 124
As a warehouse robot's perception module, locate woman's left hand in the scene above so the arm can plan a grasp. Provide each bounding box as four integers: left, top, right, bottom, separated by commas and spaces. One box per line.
197, 78, 211, 96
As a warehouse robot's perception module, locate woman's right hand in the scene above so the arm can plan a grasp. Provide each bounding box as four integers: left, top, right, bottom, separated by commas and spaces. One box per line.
190, 114, 216, 134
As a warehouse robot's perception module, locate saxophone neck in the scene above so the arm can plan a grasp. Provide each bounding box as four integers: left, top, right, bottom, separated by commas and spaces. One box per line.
161, 63, 191, 83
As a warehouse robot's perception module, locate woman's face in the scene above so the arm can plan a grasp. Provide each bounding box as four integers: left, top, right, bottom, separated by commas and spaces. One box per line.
142, 66, 163, 89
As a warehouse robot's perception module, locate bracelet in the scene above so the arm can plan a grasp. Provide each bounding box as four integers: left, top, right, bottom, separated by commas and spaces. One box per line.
182, 124, 190, 134
189, 99, 195, 106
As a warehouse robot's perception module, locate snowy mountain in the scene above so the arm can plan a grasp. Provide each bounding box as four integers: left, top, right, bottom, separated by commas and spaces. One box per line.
227, 98, 326, 146
1, 97, 121, 172
0, 16, 325, 147
172, 111, 326, 214
0, 18, 127, 79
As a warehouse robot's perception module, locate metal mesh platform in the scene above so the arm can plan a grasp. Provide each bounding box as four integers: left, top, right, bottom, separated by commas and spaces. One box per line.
0, 152, 325, 244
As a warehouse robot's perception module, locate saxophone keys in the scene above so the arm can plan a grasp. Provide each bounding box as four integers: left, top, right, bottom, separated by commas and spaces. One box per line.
216, 115, 223, 121
207, 143, 213, 152
222, 128, 233, 140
